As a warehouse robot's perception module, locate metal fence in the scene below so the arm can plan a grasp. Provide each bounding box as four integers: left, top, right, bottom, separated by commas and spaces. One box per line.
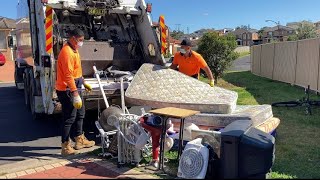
251, 38, 320, 92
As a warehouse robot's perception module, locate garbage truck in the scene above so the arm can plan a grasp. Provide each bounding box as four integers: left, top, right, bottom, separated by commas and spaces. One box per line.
10, 0, 167, 120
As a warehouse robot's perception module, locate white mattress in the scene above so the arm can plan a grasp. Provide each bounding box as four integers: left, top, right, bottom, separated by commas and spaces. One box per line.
125, 63, 238, 114
170, 105, 273, 128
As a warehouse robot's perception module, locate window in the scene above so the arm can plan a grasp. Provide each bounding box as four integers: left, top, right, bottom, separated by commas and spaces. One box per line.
268, 31, 273, 36
0, 31, 7, 49
243, 33, 247, 39
288, 30, 293, 34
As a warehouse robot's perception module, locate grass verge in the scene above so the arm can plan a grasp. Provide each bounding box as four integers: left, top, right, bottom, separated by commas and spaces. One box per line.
237, 51, 250, 58
219, 71, 320, 179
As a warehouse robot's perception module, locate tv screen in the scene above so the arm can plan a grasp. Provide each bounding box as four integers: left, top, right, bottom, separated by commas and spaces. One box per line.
220, 120, 275, 179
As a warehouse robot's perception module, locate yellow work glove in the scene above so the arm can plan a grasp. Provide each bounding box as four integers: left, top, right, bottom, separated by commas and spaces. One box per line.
209, 79, 215, 87
73, 94, 82, 109
83, 82, 92, 92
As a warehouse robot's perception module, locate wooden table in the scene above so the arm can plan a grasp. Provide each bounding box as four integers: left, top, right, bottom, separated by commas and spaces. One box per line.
149, 107, 200, 171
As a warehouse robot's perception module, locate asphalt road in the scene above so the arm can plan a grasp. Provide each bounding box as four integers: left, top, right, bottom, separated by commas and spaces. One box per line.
0, 83, 98, 166
228, 55, 251, 71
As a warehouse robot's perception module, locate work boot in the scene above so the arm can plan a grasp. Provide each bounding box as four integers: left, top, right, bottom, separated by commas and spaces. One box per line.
74, 133, 95, 150
145, 160, 159, 171
61, 140, 79, 156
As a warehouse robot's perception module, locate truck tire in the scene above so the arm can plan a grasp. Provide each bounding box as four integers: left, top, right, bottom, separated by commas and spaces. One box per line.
29, 70, 45, 121
14, 68, 19, 89
23, 69, 31, 111
14, 63, 25, 90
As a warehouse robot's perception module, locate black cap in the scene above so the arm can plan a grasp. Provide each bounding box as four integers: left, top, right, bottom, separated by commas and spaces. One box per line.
69, 28, 85, 38
180, 38, 192, 46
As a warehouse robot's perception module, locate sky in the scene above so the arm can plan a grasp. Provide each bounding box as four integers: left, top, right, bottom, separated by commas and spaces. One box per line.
2, 0, 320, 33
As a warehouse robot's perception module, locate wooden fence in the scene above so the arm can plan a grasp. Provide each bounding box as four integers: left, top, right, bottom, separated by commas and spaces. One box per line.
251, 38, 320, 92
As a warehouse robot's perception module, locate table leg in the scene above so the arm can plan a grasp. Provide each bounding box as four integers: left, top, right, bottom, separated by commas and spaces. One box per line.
178, 118, 185, 159
159, 116, 168, 171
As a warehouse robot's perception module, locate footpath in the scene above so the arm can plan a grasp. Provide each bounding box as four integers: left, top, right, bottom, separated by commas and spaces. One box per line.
0, 60, 15, 83
0, 150, 158, 179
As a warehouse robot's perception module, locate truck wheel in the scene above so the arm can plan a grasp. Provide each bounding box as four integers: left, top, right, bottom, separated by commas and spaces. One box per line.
14, 67, 19, 89
29, 73, 44, 121
23, 69, 30, 111
14, 63, 24, 90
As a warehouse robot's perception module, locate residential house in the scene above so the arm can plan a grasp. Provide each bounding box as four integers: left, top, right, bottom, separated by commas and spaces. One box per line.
181, 28, 216, 41
232, 28, 260, 46
261, 25, 295, 43
286, 22, 300, 30
0, 17, 16, 61
287, 21, 320, 37
216, 28, 234, 36
314, 21, 320, 30
168, 36, 181, 55
313, 21, 320, 36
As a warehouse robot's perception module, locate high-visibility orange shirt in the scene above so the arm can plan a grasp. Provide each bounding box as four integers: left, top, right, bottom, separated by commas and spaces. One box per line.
172, 51, 208, 77
55, 43, 82, 92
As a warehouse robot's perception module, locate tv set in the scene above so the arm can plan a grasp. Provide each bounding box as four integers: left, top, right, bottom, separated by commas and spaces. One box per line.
219, 120, 275, 179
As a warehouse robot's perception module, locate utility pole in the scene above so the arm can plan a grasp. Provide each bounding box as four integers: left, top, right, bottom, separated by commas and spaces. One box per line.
187, 27, 189, 34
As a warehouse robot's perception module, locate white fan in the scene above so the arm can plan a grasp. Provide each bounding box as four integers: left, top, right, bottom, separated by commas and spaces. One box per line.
191, 129, 221, 158
177, 138, 209, 179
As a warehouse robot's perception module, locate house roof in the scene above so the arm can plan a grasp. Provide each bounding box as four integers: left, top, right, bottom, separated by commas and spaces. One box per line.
264, 25, 295, 32
0, 17, 16, 29
232, 28, 258, 36
248, 29, 258, 33
152, 22, 159, 27
169, 36, 181, 44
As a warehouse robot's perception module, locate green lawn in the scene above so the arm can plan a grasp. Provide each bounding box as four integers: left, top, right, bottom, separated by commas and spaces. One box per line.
237, 51, 250, 58
218, 71, 320, 179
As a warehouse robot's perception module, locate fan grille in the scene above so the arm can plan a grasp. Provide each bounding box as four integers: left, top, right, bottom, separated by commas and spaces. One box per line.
180, 148, 204, 178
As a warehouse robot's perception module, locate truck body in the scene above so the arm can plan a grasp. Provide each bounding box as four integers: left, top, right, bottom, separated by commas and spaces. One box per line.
13, 0, 166, 119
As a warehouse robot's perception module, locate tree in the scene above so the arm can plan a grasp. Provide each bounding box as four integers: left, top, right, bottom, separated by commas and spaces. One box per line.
287, 35, 298, 41
197, 32, 239, 82
236, 25, 250, 30
286, 21, 316, 41
170, 30, 184, 40
258, 27, 268, 39
296, 21, 317, 40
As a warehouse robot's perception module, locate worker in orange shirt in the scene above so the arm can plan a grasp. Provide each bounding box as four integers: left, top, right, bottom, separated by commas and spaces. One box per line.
55, 28, 95, 156
170, 39, 215, 87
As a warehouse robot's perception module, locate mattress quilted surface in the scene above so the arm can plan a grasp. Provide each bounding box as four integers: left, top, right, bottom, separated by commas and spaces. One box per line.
171, 104, 273, 128
125, 63, 238, 114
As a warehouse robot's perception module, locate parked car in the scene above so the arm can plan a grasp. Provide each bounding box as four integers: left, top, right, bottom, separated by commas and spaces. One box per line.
0, 52, 6, 66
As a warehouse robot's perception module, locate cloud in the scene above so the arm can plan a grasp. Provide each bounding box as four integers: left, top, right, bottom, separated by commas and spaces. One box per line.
203, 13, 209, 16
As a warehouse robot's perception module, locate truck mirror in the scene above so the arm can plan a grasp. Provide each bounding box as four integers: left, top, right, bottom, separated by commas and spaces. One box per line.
7, 36, 14, 48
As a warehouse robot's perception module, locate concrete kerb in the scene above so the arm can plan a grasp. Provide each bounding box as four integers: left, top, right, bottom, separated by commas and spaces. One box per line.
0, 81, 15, 84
